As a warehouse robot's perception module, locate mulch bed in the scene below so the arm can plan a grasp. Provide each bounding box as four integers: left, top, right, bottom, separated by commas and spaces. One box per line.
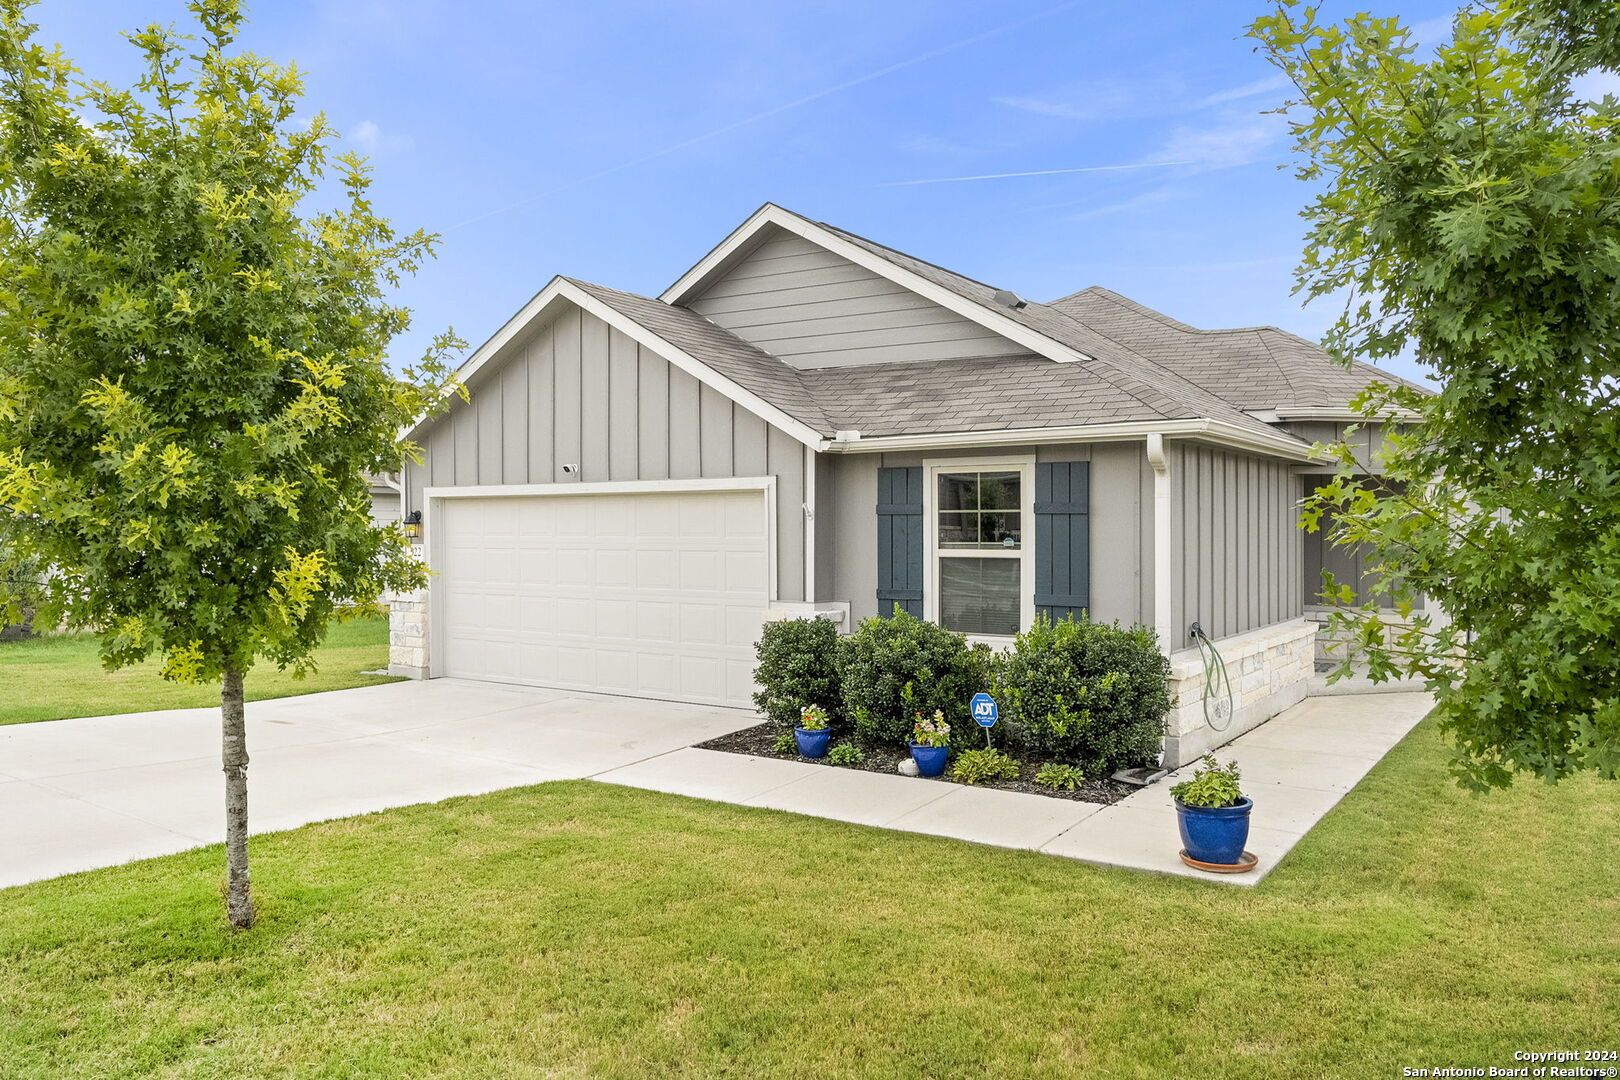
695, 722, 1135, 806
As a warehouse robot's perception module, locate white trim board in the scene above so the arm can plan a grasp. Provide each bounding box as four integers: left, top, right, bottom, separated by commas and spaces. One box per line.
823, 418, 1316, 462
660, 204, 1093, 366
405, 276, 828, 452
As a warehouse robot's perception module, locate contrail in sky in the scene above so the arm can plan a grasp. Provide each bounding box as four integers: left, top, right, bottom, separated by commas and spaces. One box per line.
448, 0, 1087, 231
875, 161, 1194, 186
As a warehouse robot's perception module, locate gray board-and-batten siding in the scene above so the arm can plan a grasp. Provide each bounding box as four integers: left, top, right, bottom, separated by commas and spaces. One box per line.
403, 303, 809, 603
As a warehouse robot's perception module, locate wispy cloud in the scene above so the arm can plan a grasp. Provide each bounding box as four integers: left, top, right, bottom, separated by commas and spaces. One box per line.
1152, 111, 1285, 170
1196, 74, 1289, 108
991, 94, 1101, 120
447, 0, 1087, 231
348, 119, 412, 154
1063, 187, 1184, 220
875, 160, 1190, 187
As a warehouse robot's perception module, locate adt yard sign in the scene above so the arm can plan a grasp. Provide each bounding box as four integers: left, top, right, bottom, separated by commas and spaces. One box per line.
970, 693, 998, 728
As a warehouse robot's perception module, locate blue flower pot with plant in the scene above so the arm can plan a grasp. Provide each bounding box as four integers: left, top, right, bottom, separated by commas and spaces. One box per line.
908, 709, 952, 777
794, 704, 832, 759
1170, 755, 1252, 865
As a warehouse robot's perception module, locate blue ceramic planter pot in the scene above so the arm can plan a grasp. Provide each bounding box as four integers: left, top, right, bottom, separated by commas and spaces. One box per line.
794, 726, 831, 759
1175, 797, 1254, 865
909, 742, 949, 777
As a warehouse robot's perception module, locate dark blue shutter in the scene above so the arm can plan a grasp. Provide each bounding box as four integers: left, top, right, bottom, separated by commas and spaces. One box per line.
876, 466, 923, 617
1034, 461, 1090, 621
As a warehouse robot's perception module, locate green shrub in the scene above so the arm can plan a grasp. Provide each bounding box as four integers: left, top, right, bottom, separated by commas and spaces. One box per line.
826, 742, 865, 767
1033, 762, 1085, 791
753, 617, 843, 730
839, 607, 991, 748
949, 748, 1020, 785
771, 730, 797, 755
991, 614, 1171, 775
1170, 755, 1244, 808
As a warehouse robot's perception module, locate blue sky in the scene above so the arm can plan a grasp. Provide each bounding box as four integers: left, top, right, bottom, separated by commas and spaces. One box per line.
46, 0, 1463, 384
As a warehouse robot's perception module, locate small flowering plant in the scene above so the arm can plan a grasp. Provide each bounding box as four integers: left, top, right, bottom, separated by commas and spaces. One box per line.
910, 709, 951, 748
798, 704, 830, 731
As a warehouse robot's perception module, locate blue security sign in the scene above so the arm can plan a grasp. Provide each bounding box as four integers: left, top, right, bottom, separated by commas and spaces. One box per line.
970, 692, 998, 728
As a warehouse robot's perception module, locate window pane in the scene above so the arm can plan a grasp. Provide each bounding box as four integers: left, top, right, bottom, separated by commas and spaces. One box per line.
939, 558, 1020, 636
981, 511, 1021, 548
938, 474, 976, 512
938, 512, 978, 548
978, 472, 1020, 510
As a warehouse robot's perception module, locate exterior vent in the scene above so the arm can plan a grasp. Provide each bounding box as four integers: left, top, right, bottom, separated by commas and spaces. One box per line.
992, 289, 1027, 310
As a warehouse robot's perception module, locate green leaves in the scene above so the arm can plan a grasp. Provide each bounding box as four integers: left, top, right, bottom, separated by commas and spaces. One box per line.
0, 0, 460, 683
1255, 2, 1620, 789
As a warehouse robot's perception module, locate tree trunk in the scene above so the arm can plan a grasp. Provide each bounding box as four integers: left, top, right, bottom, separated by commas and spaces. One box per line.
221, 666, 254, 929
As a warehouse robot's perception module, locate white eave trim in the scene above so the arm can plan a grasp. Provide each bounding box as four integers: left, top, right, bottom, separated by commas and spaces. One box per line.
404, 276, 828, 452
822, 418, 1316, 461
660, 204, 1093, 366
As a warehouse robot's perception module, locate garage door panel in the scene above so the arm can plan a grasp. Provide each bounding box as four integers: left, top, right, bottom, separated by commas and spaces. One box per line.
436, 489, 769, 707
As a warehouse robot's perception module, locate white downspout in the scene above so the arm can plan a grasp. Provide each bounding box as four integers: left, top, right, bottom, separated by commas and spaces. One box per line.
803, 444, 816, 603
1146, 434, 1174, 656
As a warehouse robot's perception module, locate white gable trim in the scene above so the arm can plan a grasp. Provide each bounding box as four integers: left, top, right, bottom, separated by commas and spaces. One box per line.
406, 276, 828, 451
660, 204, 1093, 366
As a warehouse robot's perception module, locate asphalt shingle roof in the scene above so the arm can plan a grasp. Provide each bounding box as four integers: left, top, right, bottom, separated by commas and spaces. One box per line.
568, 211, 1426, 444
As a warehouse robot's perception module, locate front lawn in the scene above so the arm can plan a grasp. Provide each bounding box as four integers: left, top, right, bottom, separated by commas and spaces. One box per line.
0, 616, 399, 726
1, 715, 1614, 1078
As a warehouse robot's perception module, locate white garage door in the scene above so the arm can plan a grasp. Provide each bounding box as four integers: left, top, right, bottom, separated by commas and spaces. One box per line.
434, 488, 770, 707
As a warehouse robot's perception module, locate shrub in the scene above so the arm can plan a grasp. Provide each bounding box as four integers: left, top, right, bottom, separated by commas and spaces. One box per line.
771, 730, 797, 755
826, 742, 865, 767
991, 614, 1171, 775
1170, 755, 1244, 808
949, 748, 1020, 785
1033, 762, 1085, 791
839, 607, 991, 748
753, 617, 843, 730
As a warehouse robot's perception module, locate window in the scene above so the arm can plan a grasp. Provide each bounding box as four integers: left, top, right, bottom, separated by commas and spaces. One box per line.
933, 469, 1024, 636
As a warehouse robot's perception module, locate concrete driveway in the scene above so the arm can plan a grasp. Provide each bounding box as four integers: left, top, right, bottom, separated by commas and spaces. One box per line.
0, 679, 754, 889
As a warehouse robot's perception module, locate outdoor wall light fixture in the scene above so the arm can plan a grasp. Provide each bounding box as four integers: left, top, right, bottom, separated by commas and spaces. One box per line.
402, 510, 422, 539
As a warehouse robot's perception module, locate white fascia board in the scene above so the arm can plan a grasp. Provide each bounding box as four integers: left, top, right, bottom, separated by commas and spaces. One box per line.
660, 204, 1093, 366
822, 418, 1316, 461
404, 276, 828, 453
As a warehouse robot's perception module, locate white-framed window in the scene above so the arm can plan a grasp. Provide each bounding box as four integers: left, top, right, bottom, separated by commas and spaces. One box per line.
923, 455, 1035, 640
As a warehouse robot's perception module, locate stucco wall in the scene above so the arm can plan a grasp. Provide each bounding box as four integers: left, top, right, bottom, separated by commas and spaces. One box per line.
403, 301, 809, 603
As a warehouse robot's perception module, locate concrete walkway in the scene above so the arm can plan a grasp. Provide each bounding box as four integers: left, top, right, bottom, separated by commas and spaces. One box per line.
0, 679, 752, 889
595, 692, 1435, 885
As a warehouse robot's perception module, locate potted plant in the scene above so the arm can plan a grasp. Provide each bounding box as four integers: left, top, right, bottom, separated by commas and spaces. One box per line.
908, 709, 951, 777
1169, 755, 1253, 869
794, 704, 832, 758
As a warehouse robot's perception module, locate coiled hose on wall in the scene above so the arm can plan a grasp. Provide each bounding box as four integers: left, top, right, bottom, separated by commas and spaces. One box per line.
1188, 622, 1234, 732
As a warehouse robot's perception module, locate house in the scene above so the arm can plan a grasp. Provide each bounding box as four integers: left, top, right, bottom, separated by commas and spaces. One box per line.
368, 473, 402, 526
390, 204, 1420, 765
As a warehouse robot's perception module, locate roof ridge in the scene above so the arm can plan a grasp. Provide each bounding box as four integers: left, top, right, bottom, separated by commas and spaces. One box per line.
1249, 326, 1307, 404
1034, 301, 1275, 429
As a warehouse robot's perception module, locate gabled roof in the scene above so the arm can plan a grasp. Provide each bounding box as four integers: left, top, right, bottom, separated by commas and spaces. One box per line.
421, 204, 1423, 460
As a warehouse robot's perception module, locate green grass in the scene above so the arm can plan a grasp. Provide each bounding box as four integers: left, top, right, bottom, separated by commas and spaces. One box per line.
1, 715, 1615, 1078
0, 616, 400, 725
